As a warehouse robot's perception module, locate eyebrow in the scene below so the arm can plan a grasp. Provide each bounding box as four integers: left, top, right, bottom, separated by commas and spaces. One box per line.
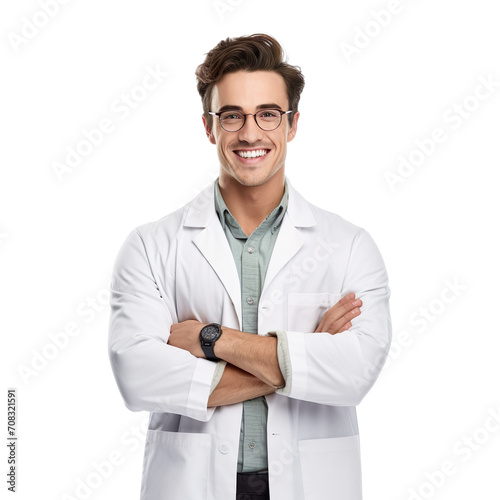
217, 103, 284, 113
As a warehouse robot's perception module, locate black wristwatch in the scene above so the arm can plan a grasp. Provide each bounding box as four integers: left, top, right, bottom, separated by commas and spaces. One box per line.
199, 323, 223, 361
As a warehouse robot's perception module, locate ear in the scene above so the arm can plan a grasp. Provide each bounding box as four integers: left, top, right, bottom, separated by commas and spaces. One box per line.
202, 115, 216, 145
287, 111, 300, 143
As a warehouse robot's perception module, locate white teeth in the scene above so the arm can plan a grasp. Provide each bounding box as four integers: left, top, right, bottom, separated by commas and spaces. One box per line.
236, 149, 268, 158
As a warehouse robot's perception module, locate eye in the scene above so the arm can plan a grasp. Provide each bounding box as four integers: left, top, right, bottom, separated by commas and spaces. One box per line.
258, 109, 280, 120
221, 111, 243, 121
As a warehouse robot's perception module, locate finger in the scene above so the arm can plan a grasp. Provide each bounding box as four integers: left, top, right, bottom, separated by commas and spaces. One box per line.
338, 321, 352, 333
340, 299, 363, 317
329, 292, 355, 311
334, 296, 361, 315
340, 307, 361, 326
324, 299, 362, 326
339, 292, 355, 303
325, 307, 361, 334
315, 294, 360, 333
314, 319, 324, 333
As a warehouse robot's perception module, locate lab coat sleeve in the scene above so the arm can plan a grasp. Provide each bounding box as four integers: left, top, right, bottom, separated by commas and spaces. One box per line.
108, 228, 217, 421
276, 228, 391, 407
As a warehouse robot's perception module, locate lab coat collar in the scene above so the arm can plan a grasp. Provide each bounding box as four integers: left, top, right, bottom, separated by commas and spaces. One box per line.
184, 176, 317, 229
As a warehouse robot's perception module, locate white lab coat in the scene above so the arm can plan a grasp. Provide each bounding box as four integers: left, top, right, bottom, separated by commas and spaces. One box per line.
108, 177, 391, 500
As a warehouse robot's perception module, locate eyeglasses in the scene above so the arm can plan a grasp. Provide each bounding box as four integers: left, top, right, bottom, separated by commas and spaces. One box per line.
208, 109, 293, 132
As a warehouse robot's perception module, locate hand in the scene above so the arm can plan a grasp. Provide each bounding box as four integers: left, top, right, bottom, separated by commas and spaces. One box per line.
168, 319, 207, 358
314, 292, 362, 334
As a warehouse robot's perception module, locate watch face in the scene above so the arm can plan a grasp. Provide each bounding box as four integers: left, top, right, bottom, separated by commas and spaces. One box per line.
202, 325, 220, 341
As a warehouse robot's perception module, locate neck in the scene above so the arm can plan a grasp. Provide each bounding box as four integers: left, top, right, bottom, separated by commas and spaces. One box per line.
218, 170, 285, 235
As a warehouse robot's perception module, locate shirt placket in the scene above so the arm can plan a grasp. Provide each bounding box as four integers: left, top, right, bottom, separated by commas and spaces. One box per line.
215, 181, 288, 473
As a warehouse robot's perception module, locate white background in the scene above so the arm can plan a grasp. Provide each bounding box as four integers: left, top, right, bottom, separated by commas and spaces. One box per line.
1, 0, 499, 498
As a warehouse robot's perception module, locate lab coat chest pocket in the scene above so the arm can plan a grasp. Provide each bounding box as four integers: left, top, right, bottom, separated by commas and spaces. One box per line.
298, 435, 362, 500
141, 430, 211, 500
287, 292, 341, 333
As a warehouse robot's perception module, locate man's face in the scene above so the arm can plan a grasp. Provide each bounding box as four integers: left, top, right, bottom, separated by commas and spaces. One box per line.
203, 70, 299, 187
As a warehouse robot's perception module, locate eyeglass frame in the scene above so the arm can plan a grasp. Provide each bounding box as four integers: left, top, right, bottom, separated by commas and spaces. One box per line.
208, 109, 293, 132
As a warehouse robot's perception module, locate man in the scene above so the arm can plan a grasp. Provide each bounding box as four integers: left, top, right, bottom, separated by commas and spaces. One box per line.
108, 33, 391, 500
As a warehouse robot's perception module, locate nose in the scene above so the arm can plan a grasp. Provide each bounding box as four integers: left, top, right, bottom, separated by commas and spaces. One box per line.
237, 114, 264, 143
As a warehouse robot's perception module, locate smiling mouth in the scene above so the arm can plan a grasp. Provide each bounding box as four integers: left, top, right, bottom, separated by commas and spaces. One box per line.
234, 149, 270, 159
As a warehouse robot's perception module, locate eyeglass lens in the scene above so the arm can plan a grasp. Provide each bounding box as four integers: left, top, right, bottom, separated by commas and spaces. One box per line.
219, 109, 282, 131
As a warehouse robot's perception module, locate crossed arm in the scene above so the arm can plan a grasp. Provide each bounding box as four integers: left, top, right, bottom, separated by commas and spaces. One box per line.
167, 293, 363, 408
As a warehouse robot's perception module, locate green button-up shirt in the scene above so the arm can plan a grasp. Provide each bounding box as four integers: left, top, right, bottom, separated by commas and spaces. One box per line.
212, 177, 289, 473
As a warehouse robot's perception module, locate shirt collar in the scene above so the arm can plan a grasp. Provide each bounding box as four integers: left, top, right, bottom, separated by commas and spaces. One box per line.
214, 177, 289, 235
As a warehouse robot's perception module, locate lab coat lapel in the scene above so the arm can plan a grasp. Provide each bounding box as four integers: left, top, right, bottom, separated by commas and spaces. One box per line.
186, 182, 243, 329
193, 217, 243, 328
262, 214, 303, 295
262, 178, 317, 296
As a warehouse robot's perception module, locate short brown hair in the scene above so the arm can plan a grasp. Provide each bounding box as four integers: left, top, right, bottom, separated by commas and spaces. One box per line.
195, 33, 305, 130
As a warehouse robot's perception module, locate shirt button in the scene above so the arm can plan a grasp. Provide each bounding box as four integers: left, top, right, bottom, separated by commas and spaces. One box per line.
246, 297, 254, 305
248, 441, 256, 450
247, 246, 254, 254
218, 443, 230, 454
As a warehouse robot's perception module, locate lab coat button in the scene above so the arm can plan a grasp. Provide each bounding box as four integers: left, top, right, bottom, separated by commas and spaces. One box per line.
218, 443, 230, 454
